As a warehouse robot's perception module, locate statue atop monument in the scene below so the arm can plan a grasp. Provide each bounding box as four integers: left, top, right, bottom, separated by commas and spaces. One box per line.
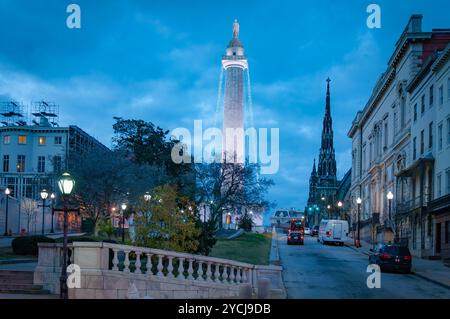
233, 19, 239, 38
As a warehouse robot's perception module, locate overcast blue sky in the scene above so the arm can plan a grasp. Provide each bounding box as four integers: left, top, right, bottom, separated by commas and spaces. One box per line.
0, 0, 449, 214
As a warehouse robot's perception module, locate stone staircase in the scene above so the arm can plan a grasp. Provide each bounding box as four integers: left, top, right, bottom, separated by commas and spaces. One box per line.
0, 270, 51, 295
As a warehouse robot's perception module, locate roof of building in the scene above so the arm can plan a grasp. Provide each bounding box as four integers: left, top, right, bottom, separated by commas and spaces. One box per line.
347, 15, 450, 138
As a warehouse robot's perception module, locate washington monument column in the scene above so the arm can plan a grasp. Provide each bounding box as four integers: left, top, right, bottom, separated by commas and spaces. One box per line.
221, 19, 248, 163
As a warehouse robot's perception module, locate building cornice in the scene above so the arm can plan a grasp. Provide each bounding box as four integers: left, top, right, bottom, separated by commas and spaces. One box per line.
431, 42, 450, 72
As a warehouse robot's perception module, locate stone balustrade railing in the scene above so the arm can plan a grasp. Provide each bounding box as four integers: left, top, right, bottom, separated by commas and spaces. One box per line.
103, 242, 253, 286
34, 241, 285, 299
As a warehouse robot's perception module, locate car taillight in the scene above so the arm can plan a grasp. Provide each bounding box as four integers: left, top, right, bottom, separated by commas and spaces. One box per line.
404, 255, 411, 261
326, 231, 331, 236
380, 253, 391, 260
288, 236, 291, 240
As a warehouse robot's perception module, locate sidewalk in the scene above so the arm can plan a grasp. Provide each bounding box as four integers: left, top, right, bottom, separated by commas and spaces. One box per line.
345, 239, 450, 289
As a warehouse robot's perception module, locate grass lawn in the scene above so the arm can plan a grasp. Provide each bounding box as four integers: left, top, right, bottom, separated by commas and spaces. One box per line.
209, 232, 272, 265
0, 246, 36, 260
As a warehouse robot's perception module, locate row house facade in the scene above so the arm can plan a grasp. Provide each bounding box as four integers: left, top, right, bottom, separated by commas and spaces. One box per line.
348, 15, 450, 259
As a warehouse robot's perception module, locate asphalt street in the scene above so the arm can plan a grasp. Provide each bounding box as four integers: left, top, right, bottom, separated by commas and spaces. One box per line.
278, 233, 450, 299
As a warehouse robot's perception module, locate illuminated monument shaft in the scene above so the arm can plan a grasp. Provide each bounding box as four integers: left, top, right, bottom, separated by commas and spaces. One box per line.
222, 19, 248, 163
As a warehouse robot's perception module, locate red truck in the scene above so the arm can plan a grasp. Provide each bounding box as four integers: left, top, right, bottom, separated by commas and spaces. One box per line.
289, 219, 305, 234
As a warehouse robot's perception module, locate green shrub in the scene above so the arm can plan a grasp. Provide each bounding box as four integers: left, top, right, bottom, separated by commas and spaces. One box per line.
81, 218, 95, 234
238, 213, 253, 231
11, 235, 56, 256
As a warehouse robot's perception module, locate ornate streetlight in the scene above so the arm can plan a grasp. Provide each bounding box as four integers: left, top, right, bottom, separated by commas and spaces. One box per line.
50, 193, 56, 233
337, 201, 343, 219
57, 172, 75, 300
144, 192, 152, 202
3, 188, 11, 236
121, 203, 127, 243
387, 191, 394, 222
356, 197, 362, 248
40, 189, 49, 235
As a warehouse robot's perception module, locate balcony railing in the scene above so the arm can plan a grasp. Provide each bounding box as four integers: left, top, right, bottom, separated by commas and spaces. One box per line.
396, 195, 431, 214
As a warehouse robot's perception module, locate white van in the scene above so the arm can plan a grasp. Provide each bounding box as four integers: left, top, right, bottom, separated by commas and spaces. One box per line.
319, 219, 349, 246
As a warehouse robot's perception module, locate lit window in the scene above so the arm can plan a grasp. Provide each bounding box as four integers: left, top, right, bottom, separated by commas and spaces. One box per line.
18, 135, 27, 144
38, 136, 46, 145
17, 155, 25, 172
3, 135, 11, 144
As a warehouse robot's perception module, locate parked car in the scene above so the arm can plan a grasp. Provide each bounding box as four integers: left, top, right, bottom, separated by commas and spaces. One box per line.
287, 231, 304, 245
311, 225, 319, 236
304, 227, 311, 235
368, 244, 412, 273
318, 219, 349, 245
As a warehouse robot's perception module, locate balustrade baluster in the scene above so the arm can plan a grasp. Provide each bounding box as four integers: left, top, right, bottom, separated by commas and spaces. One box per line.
242, 267, 248, 283
146, 253, 153, 276
213, 263, 221, 283
124, 250, 131, 273
135, 251, 142, 274
206, 262, 212, 281
187, 259, 194, 280
112, 249, 119, 271
177, 258, 185, 279
167, 256, 175, 278
230, 266, 236, 283
156, 255, 164, 277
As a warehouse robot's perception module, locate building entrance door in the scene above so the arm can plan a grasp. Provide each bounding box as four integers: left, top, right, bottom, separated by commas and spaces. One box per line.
436, 223, 441, 255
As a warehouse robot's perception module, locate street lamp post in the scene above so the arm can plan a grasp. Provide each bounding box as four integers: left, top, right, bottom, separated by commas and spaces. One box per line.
40, 189, 49, 235
387, 191, 394, 223
3, 188, 10, 236
356, 197, 362, 248
50, 193, 56, 233
337, 201, 343, 220
121, 203, 127, 243
327, 205, 331, 219
58, 172, 75, 300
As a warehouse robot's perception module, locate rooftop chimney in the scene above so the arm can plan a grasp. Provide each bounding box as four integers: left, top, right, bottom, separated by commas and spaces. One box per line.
407, 14, 423, 33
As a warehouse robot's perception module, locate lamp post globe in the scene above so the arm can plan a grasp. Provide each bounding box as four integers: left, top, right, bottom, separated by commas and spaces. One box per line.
40, 189, 49, 200
58, 172, 75, 195
57, 172, 75, 300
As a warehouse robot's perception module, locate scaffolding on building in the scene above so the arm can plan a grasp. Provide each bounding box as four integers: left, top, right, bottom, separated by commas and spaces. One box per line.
0, 101, 27, 126
31, 101, 59, 127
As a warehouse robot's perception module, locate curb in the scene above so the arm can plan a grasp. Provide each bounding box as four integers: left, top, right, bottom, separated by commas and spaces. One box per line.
412, 273, 450, 290
344, 243, 370, 256
269, 227, 281, 266
344, 243, 450, 290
